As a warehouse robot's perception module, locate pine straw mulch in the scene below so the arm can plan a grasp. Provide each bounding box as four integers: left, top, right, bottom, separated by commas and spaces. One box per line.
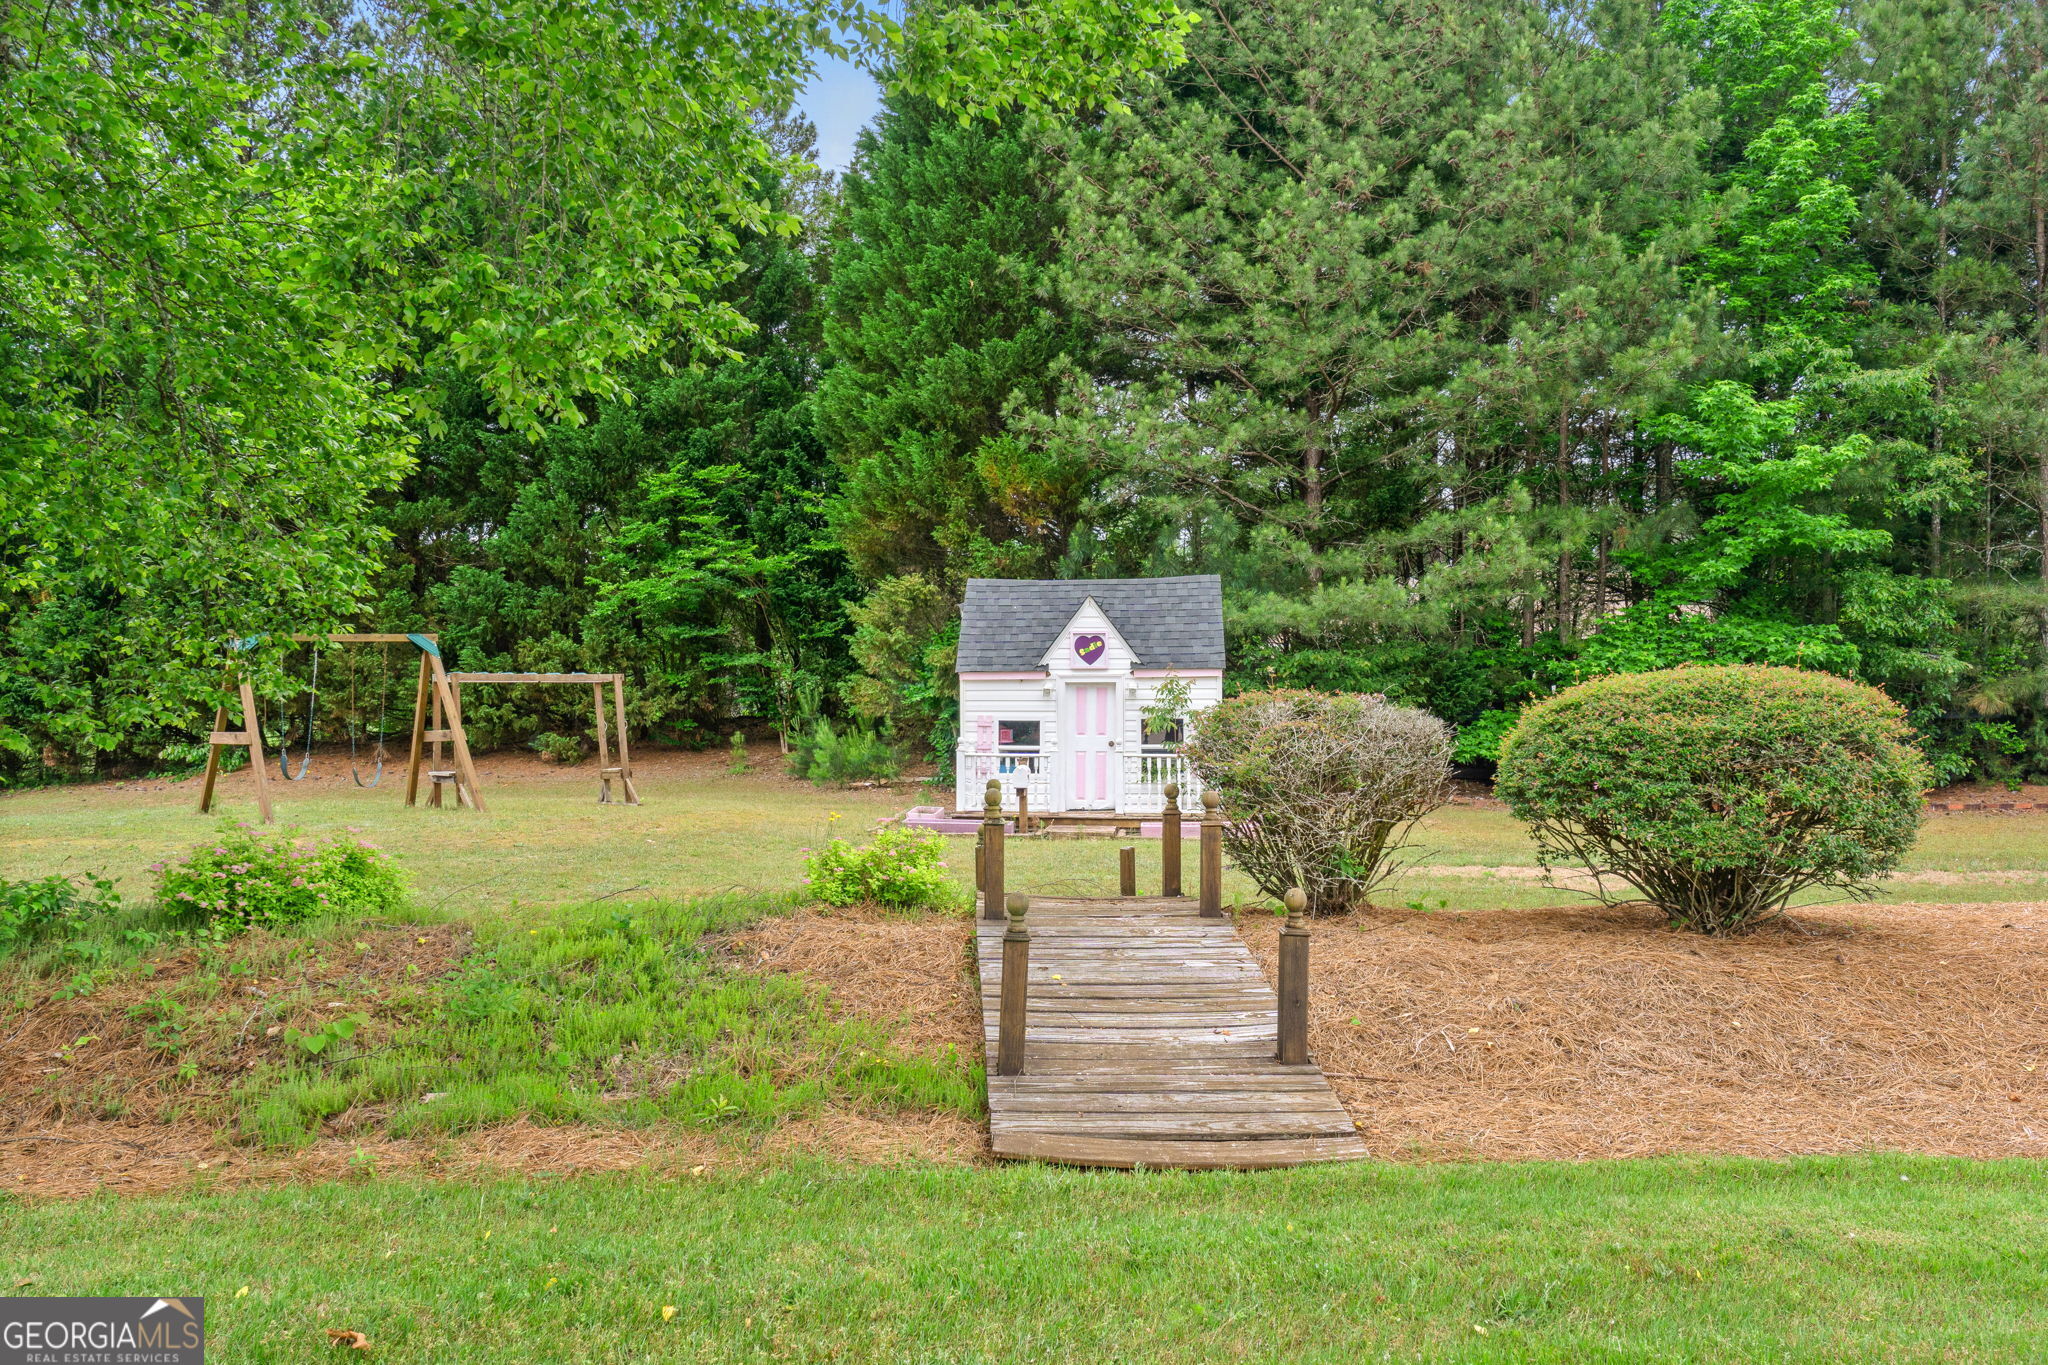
721, 904, 983, 1061
1239, 899, 2048, 1161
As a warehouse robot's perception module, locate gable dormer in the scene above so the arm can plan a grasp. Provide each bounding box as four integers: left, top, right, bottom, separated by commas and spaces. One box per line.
1036, 596, 1140, 673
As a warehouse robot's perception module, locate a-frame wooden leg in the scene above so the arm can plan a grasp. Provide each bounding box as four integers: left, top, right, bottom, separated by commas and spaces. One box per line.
240, 681, 274, 823
198, 701, 230, 814
592, 682, 612, 803
611, 678, 639, 805
404, 653, 430, 807
430, 655, 486, 813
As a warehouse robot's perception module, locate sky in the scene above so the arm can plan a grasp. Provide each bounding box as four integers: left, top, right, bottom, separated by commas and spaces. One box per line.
796, 50, 884, 172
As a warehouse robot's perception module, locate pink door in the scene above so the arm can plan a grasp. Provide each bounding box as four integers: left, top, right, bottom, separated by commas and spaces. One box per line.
1068, 682, 1118, 810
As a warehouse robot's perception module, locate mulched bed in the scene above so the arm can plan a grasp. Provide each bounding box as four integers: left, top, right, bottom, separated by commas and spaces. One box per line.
1240, 900, 2048, 1160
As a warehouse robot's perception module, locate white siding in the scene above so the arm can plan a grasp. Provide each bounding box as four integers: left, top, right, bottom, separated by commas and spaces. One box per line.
957, 594, 1226, 813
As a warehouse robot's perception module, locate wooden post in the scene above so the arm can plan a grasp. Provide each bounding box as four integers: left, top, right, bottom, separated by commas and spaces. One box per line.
239, 681, 273, 825
1199, 789, 1225, 918
200, 679, 275, 823
403, 652, 431, 808
975, 832, 986, 892
610, 678, 639, 804
427, 653, 487, 813
197, 700, 230, 814
1119, 846, 1136, 897
980, 778, 1006, 922
1015, 784, 1030, 835
592, 681, 612, 802
1277, 887, 1310, 1065
1160, 782, 1183, 897
996, 892, 1030, 1076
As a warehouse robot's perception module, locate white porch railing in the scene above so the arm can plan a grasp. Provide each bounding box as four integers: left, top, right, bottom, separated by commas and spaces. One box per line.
956, 751, 1056, 814
1121, 752, 1201, 814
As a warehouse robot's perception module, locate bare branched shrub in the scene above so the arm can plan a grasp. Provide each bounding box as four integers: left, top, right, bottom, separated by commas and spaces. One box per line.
1182, 689, 1450, 915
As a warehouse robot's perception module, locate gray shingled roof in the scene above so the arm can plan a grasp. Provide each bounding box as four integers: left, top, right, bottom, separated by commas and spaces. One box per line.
957, 576, 1225, 672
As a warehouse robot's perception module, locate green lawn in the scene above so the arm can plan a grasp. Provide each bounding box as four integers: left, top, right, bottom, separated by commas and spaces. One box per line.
7, 762, 2045, 919
6, 1155, 2046, 1362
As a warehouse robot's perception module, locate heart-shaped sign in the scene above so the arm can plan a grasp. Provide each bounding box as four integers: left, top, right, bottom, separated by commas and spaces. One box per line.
1073, 633, 1106, 665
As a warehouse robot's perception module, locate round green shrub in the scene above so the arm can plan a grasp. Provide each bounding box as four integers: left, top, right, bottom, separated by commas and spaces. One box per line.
1181, 688, 1451, 915
1495, 665, 1930, 935
156, 822, 408, 932
802, 827, 962, 913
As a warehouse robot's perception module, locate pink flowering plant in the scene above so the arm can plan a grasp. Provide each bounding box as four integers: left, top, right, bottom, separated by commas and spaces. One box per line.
801, 827, 962, 913
156, 822, 407, 932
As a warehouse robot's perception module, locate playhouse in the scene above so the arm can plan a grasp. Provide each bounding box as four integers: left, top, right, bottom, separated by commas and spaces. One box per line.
953, 575, 1225, 816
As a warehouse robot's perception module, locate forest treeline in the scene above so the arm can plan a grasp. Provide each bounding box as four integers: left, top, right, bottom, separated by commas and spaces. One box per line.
8, 0, 2048, 784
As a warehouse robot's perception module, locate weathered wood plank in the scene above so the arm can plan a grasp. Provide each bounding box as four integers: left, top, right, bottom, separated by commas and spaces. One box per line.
977, 894, 1364, 1171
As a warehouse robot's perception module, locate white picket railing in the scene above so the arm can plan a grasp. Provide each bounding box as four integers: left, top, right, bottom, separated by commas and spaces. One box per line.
955, 751, 1057, 814
1121, 751, 1201, 815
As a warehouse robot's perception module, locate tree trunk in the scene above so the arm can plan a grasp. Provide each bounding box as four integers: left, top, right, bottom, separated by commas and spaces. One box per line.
2039, 454, 2048, 714
1555, 403, 1573, 642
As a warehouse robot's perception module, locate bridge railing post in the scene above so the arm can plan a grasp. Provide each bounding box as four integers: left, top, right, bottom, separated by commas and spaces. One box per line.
1119, 845, 1136, 897
997, 893, 1030, 1076
1277, 887, 1310, 1065
1198, 789, 1224, 918
1161, 782, 1183, 897
980, 779, 1006, 922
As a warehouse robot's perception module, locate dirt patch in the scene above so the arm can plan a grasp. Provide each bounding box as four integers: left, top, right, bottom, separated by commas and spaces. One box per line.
724, 907, 981, 1060
1239, 900, 2048, 1160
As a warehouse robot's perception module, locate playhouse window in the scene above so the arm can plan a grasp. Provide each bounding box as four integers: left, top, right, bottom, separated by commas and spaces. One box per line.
997, 720, 1040, 751
1141, 717, 1184, 752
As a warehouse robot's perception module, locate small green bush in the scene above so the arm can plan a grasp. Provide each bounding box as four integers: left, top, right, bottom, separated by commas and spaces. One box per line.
156, 823, 408, 932
1495, 665, 1930, 935
529, 731, 586, 765
802, 828, 962, 912
0, 872, 121, 952
787, 717, 899, 785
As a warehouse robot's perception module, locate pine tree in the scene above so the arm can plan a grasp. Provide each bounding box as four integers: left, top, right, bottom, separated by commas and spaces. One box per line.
1040, 0, 1712, 692
818, 97, 1085, 585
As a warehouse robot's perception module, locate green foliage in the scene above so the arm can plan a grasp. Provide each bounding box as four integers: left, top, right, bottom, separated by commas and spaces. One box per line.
528, 732, 587, 766
802, 829, 963, 912
157, 824, 407, 933
1450, 710, 1522, 766
728, 731, 752, 774
1496, 666, 1931, 934
0, 873, 120, 953
787, 719, 901, 786
237, 896, 978, 1147
1181, 689, 1451, 915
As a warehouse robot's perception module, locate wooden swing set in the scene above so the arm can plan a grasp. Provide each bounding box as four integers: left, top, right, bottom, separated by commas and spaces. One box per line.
198, 633, 639, 822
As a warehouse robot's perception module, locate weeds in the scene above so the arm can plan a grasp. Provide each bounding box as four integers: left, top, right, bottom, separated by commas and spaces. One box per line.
235, 893, 979, 1147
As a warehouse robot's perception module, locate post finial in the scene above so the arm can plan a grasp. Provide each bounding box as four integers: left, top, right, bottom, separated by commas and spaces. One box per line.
984, 777, 1001, 813
1163, 781, 1179, 802
1201, 788, 1220, 813
1282, 886, 1308, 928
1004, 892, 1029, 939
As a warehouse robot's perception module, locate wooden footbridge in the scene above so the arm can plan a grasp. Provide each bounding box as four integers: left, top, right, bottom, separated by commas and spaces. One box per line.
971, 782, 1368, 1169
